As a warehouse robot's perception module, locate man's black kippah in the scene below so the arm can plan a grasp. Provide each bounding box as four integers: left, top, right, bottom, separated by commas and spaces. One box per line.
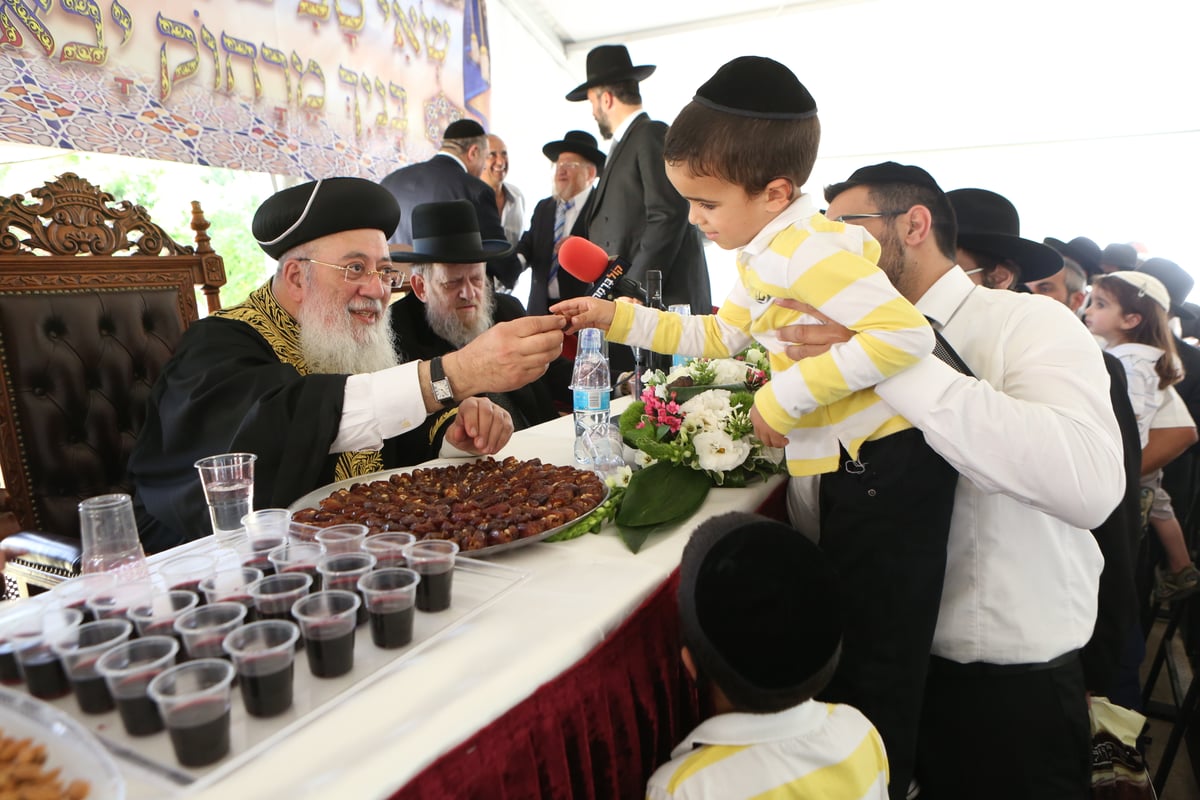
252, 177, 399, 259
840, 162, 943, 193
693, 56, 817, 120
443, 118, 486, 140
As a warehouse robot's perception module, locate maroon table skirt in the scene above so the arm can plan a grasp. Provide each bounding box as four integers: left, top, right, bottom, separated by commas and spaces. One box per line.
390, 482, 787, 800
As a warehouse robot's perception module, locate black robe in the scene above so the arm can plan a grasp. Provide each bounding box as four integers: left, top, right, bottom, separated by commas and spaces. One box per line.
388, 292, 564, 429
130, 304, 448, 554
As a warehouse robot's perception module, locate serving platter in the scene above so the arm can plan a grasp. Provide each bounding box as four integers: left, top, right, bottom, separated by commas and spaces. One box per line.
287, 457, 608, 558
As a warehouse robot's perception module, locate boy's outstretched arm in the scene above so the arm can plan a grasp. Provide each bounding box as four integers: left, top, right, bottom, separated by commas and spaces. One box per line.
550, 297, 618, 334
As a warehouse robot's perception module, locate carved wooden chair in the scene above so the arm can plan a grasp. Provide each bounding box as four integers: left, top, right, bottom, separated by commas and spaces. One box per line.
0, 173, 225, 598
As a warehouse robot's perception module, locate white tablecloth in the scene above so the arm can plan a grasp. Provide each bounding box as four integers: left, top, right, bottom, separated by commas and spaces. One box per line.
129, 402, 784, 799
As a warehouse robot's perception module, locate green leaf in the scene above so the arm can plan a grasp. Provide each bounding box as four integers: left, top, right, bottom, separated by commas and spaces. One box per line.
616, 462, 710, 528
616, 520, 674, 554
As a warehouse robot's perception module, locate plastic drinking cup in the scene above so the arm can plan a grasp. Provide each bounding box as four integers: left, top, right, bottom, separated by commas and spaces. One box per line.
222, 620, 300, 717
156, 553, 218, 600
268, 542, 325, 590
407, 540, 459, 612
316, 552, 375, 626
85, 580, 155, 623
50, 572, 118, 623
128, 590, 200, 640
199, 567, 264, 620
0, 604, 42, 685
314, 524, 367, 555
96, 636, 180, 736
357, 568, 420, 649
50, 618, 133, 714
13, 607, 84, 700
147, 659, 237, 768
363, 533, 416, 570
248, 573, 313, 625
286, 521, 322, 543
174, 602, 248, 661
78, 493, 150, 581
291, 591, 360, 678
194, 453, 257, 545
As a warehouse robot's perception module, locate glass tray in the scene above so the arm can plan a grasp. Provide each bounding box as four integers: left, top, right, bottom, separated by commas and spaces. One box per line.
6, 557, 526, 792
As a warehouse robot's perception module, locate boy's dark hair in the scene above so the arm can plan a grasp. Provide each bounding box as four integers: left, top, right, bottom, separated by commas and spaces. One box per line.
824, 163, 959, 262
679, 512, 843, 713
664, 102, 820, 197
592, 80, 641, 106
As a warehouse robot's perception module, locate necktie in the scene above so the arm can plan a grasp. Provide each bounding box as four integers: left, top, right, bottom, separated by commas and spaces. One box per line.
548, 199, 574, 283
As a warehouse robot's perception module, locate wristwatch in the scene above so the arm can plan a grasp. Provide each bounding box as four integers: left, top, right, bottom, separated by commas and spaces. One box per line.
429, 357, 454, 405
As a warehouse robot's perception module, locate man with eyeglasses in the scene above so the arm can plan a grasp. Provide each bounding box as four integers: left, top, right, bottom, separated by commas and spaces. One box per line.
390, 200, 561, 429
516, 130, 605, 316
129, 178, 565, 553
780, 162, 1123, 800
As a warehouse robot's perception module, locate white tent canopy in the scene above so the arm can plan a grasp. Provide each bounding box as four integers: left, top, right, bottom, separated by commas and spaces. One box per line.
488, 0, 1200, 300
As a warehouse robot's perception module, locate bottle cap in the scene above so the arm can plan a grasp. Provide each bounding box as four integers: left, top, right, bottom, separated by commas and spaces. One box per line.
578, 328, 602, 351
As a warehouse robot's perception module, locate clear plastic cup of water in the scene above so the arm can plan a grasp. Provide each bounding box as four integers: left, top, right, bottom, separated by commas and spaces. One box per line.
194, 453, 257, 545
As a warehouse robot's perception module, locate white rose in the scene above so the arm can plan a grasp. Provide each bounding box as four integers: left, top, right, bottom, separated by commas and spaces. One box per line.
710, 359, 749, 385
693, 430, 751, 472
680, 389, 732, 416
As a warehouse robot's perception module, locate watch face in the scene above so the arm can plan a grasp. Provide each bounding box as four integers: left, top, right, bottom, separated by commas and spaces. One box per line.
433, 379, 453, 402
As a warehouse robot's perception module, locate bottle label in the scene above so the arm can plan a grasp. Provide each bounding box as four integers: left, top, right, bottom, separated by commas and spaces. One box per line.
573, 388, 610, 413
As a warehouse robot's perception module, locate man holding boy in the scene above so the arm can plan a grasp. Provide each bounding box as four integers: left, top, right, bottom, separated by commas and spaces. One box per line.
647, 512, 887, 799
554, 57, 955, 800
785, 163, 1123, 798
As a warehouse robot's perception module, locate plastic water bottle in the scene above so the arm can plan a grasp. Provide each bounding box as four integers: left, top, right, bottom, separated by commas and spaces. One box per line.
572, 328, 611, 467
668, 304, 692, 369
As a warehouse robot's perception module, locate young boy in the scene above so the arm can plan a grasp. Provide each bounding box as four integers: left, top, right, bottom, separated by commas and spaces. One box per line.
553, 57, 959, 800
646, 511, 888, 799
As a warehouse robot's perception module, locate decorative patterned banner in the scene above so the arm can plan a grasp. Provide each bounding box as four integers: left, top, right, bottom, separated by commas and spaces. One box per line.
0, 0, 490, 180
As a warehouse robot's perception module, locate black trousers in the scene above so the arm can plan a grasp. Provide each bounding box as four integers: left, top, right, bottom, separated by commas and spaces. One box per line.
816, 428, 958, 800
916, 653, 1091, 800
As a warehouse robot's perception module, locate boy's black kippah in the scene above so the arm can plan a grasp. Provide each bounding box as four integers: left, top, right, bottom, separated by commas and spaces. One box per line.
679, 512, 843, 712
693, 56, 817, 120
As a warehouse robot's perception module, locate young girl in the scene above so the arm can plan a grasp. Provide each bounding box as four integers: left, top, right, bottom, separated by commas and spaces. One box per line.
1085, 271, 1199, 601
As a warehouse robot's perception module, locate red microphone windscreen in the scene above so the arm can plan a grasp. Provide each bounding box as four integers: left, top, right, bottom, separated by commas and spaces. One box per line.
557, 236, 610, 282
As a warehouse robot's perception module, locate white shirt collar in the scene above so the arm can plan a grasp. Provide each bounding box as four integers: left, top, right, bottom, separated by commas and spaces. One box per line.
561, 184, 592, 207
670, 700, 829, 758
740, 195, 820, 258
912, 265, 978, 329
610, 110, 646, 144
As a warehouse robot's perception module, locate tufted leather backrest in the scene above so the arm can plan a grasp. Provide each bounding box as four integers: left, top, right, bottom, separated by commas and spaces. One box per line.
0, 173, 225, 543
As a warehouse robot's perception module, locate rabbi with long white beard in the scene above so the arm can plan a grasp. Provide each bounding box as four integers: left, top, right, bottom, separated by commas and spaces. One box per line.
129, 178, 566, 553
389, 200, 561, 431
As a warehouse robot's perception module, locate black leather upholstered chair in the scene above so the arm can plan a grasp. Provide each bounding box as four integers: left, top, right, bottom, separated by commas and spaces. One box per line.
0, 173, 225, 598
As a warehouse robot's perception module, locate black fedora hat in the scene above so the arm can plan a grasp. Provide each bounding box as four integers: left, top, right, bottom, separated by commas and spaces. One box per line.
1100, 243, 1139, 272
1138, 257, 1197, 320
948, 189, 1062, 282
542, 130, 606, 171
389, 200, 514, 263
566, 45, 655, 102
1044, 236, 1102, 276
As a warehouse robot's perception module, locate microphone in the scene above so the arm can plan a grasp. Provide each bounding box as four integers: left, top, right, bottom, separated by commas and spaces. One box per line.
558, 236, 641, 301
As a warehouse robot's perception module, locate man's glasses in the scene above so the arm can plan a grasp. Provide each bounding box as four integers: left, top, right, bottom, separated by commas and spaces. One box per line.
829, 210, 909, 223
554, 162, 590, 171
298, 257, 407, 289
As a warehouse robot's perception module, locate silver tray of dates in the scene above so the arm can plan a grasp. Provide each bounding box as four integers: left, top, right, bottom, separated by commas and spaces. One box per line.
287, 456, 609, 558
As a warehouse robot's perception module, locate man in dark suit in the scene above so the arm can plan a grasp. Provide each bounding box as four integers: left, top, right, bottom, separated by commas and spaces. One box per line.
516, 130, 605, 316
391, 200, 563, 429
380, 119, 522, 291
566, 45, 711, 316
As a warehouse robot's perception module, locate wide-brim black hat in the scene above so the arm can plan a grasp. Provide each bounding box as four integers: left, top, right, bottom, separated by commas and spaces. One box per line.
1101, 243, 1139, 272
389, 200, 514, 263
543, 130, 606, 171
253, 178, 399, 260
1044, 236, 1102, 276
679, 512, 842, 713
948, 189, 1062, 282
566, 45, 655, 102
1138, 257, 1197, 320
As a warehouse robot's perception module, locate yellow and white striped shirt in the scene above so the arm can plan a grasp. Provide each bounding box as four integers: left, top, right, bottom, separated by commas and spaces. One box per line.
608, 195, 932, 475
645, 701, 889, 800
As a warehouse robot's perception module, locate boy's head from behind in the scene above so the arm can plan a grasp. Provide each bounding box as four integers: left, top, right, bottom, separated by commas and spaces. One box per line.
679, 512, 843, 714
664, 56, 820, 250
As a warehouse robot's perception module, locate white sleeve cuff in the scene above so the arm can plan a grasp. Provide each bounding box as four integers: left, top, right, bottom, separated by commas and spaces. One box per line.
330, 361, 426, 453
